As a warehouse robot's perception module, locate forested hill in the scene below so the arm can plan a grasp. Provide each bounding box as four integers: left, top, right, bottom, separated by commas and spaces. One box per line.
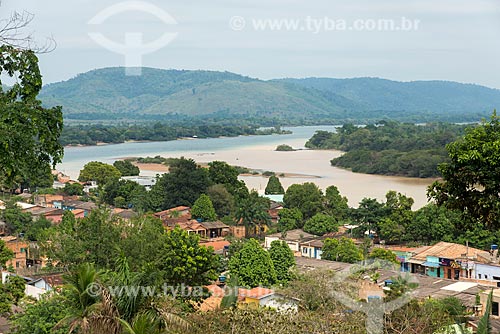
280, 77, 500, 116
39, 67, 500, 123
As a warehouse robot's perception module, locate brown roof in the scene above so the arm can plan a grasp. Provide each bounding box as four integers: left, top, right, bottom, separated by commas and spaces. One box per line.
412, 242, 490, 262
23, 206, 59, 216
64, 200, 97, 211
154, 206, 190, 217
200, 221, 229, 230
267, 229, 317, 241
176, 220, 207, 232
300, 238, 324, 248
44, 209, 65, 216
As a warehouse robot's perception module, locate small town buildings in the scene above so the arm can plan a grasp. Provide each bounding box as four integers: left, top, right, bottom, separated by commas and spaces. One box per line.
120, 176, 156, 191
265, 229, 318, 255
299, 238, 324, 260
238, 287, 298, 313
408, 242, 490, 280
200, 221, 229, 238
154, 206, 191, 227
53, 200, 96, 216
34, 194, 64, 208
229, 225, 246, 239
1, 236, 28, 270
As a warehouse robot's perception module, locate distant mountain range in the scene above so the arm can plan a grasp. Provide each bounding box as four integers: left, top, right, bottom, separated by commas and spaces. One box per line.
39, 67, 500, 123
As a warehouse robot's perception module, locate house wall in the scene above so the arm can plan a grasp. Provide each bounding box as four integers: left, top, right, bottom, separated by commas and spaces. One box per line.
4, 239, 28, 270
229, 226, 246, 239
475, 263, 500, 283
264, 237, 280, 249
300, 245, 322, 259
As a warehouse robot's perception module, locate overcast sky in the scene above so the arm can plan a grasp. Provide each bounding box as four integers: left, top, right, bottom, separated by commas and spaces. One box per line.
2, 0, 500, 88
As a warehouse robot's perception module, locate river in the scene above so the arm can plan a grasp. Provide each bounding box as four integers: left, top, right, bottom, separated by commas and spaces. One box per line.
57, 126, 434, 209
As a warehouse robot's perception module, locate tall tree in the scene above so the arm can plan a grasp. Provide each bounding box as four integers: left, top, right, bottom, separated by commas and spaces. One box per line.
208, 161, 248, 198
191, 194, 217, 222
268, 240, 295, 284
149, 158, 210, 210
277, 208, 303, 232
0, 45, 63, 188
321, 237, 363, 263
206, 184, 235, 217
284, 183, 323, 219
78, 161, 121, 186
303, 213, 338, 236
0, 239, 14, 269
234, 191, 271, 237
324, 185, 349, 220
229, 239, 277, 288
429, 112, 500, 230
265, 175, 284, 195
157, 227, 219, 286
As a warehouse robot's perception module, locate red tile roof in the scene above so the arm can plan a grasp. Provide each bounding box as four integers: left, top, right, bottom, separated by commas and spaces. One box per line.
200, 240, 230, 251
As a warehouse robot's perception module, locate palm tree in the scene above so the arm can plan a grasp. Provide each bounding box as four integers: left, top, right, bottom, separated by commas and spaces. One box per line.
57, 263, 120, 334
235, 192, 272, 237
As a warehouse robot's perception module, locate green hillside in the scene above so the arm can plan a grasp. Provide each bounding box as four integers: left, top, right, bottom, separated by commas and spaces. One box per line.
40, 67, 500, 123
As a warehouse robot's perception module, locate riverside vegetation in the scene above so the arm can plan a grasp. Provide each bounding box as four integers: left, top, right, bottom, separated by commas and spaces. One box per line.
306, 121, 468, 178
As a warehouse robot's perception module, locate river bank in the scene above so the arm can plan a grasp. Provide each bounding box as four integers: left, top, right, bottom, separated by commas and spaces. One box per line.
57, 126, 434, 209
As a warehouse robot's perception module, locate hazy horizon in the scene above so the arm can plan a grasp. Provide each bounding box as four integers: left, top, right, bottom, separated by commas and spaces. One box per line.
3, 0, 500, 88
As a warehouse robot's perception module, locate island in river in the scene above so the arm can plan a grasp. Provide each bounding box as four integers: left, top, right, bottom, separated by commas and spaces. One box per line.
57, 126, 436, 209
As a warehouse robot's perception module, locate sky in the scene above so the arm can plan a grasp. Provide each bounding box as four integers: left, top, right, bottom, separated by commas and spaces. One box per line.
2, 0, 500, 88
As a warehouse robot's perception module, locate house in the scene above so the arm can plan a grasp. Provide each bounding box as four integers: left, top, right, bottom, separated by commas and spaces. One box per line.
120, 176, 156, 191
1, 236, 28, 270
479, 288, 500, 318
1, 272, 53, 300
22, 206, 59, 220
264, 229, 318, 255
175, 220, 207, 236
409, 242, 491, 280
299, 238, 324, 260
198, 284, 225, 311
54, 200, 96, 216
200, 221, 229, 238
386, 245, 430, 272
229, 225, 246, 239
113, 208, 138, 221
268, 201, 284, 224
154, 206, 191, 227
34, 194, 64, 208
42, 209, 67, 224
238, 287, 298, 313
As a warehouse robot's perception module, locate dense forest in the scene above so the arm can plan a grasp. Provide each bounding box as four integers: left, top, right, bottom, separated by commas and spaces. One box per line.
59, 123, 288, 146
305, 122, 468, 178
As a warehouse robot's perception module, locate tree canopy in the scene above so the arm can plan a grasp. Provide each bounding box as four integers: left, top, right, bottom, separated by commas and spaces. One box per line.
268, 240, 295, 284
284, 182, 323, 219
78, 161, 121, 185
113, 160, 140, 177
303, 213, 338, 236
191, 194, 217, 222
0, 45, 63, 188
429, 112, 500, 230
265, 175, 284, 195
229, 239, 277, 288
321, 237, 363, 263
